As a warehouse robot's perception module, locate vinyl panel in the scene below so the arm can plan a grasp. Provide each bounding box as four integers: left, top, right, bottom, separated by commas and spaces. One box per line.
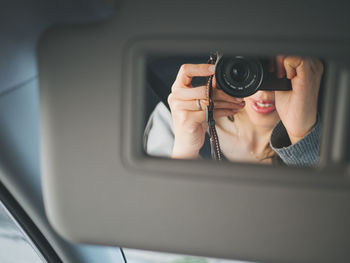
38, 1, 350, 262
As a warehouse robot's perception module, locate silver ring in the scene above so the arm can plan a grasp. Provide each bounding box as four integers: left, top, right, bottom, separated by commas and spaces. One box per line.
196, 99, 202, 110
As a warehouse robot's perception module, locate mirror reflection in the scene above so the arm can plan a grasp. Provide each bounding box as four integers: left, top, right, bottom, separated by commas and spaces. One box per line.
144, 54, 324, 167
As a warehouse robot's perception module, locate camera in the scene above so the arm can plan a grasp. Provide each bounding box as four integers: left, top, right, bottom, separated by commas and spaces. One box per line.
215, 55, 292, 98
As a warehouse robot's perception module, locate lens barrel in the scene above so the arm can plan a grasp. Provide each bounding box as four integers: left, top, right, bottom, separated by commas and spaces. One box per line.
215, 56, 264, 98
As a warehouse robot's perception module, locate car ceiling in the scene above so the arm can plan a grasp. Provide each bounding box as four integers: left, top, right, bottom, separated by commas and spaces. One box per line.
0, 1, 125, 262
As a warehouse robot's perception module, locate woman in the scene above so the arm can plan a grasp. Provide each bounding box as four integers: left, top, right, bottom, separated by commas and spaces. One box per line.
144, 56, 324, 166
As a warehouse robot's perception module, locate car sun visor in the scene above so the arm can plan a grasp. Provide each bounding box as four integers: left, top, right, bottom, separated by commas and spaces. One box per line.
38, 1, 350, 263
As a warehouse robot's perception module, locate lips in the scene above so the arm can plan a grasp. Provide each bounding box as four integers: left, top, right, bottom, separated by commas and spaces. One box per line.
249, 99, 276, 114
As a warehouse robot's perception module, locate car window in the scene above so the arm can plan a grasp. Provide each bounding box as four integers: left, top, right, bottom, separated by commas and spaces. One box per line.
123, 248, 255, 263
0, 201, 46, 263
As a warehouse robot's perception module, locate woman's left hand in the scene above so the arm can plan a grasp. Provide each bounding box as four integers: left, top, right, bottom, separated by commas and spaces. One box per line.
274, 56, 324, 144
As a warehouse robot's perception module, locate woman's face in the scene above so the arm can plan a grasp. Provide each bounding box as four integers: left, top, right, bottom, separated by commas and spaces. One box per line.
242, 90, 280, 129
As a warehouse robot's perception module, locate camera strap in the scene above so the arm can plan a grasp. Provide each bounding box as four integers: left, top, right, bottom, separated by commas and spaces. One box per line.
206, 54, 223, 161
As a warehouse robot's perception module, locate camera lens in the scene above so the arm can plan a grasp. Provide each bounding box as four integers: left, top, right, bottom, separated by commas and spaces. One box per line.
230, 61, 250, 83
215, 56, 263, 98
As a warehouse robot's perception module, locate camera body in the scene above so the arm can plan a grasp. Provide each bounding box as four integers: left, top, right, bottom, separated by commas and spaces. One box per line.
215, 55, 292, 98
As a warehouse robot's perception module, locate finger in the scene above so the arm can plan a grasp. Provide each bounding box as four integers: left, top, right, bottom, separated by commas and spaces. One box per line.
180, 109, 238, 124
169, 99, 245, 112
214, 100, 245, 110
283, 56, 303, 79
174, 106, 240, 131
176, 64, 215, 86
171, 85, 208, 100
169, 98, 208, 112
310, 58, 324, 76
213, 89, 245, 103
212, 75, 217, 88
276, 55, 286, 78
172, 83, 245, 103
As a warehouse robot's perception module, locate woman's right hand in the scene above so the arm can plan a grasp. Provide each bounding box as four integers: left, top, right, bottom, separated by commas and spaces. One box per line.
169, 64, 246, 159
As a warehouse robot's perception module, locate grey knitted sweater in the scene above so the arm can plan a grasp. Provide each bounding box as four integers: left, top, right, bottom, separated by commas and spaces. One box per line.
144, 102, 320, 167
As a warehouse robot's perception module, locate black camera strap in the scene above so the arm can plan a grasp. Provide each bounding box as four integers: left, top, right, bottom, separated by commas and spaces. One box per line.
206, 54, 223, 161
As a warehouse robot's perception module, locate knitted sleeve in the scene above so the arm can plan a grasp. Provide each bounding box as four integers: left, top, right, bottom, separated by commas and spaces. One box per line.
270, 118, 321, 167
